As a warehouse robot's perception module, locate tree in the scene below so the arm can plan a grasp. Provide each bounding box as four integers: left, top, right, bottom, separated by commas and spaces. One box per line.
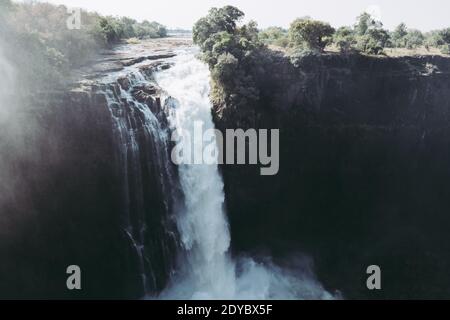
355, 12, 382, 36
259, 27, 289, 47
193, 6, 244, 49
358, 28, 390, 54
354, 12, 390, 55
391, 23, 408, 47
334, 26, 357, 53
438, 28, 450, 54
120, 17, 137, 38
97, 17, 120, 44
193, 6, 264, 116
439, 28, 450, 44
404, 29, 424, 49
289, 18, 335, 51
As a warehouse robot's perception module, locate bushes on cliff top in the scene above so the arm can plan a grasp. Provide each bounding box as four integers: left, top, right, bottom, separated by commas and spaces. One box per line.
259, 27, 289, 48
285, 13, 390, 55
193, 5, 266, 116
391, 23, 424, 49
333, 26, 357, 53
353, 13, 390, 55
0, 1, 167, 91
289, 18, 335, 52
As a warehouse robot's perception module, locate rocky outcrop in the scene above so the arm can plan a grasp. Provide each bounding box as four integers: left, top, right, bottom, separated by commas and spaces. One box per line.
122, 53, 176, 67
212, 52, 450, 299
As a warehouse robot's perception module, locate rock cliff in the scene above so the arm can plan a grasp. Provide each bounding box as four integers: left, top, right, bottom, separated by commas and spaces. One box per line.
0, 53, 181, 299
212, 52, 450, 299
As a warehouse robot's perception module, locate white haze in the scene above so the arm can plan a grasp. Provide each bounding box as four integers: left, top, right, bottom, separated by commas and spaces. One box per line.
154, 50, 335, 300
0, 45, 15, 116
0, 42, 19, 234
37, 0, 450, 32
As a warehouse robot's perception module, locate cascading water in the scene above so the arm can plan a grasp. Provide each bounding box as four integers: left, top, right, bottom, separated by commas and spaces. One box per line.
155, 50, 334, 300
101, 68, 180, 296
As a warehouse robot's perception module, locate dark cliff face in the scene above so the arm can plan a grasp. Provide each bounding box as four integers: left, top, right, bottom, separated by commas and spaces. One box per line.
0, 71, 180, 298
213, 53, 450, 299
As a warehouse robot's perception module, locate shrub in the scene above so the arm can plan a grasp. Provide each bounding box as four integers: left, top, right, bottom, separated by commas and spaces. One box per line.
0, 1, 167, 91
357, 28, 390, 55
351, 12, 390, 55
404, 30, 424, 49
334, 26, 357, 53
259, 27, 289, 48
391, 23, 408, 47
289, 18, 335, 51
193, 6, 264, 115
354, 12, 382, 36
193, 5, 245, 50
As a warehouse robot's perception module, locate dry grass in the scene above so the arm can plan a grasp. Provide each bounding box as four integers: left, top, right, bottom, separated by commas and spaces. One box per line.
384, 46, 448, 57
268, 44, 449, 58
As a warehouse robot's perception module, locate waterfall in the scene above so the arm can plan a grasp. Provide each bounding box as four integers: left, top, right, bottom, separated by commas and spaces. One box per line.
155, 50, 334, 300
101, 69, 180, 297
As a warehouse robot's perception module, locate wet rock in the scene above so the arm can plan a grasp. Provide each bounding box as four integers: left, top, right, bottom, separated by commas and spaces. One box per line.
117, 76, 131, 91
122, 53, 176, 67
139, 62, 173, 76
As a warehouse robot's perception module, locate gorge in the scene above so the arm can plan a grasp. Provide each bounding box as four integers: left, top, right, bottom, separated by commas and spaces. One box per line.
1, 36, 450, 300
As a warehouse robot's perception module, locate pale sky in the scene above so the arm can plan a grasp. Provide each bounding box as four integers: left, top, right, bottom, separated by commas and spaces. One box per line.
29, 0, 450, 31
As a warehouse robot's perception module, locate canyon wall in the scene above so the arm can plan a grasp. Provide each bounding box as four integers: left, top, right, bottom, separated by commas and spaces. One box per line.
0, 72, 180, 298
213, 52, 450, 299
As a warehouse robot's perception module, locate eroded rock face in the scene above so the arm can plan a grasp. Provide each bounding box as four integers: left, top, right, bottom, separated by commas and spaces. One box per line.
0, 65, 180, 299
212, 53, 450, 299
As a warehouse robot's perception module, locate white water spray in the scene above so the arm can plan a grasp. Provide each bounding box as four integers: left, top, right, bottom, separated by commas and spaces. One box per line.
0, 45, 15, 114
155, 50, 334, 300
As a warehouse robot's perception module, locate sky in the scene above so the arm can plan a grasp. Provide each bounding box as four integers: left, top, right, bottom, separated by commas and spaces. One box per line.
28, 0, 450, 31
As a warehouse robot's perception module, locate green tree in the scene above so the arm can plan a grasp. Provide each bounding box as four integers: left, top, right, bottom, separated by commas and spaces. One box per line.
120, 17, 137, 38
358, 28, 390, 54
193, 6, 264, 116
391, 23, 408, 47
404, 29, 424, 49
354, 12, 382, 36
289, 18, 335, 51
439, 28, 450, 44
334, 26, 357, 53
96, 17, 121, 44
438, 28, 450, 54
193, 6, 244, 49
354, 12, 390, 55
259, 27, 289, 47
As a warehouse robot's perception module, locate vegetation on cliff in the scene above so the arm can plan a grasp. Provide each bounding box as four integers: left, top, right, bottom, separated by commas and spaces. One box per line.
0, 0, 167, 90
288, 19, 335, 52
258, 10, 450, 56
193, 5, 450, 122
193, 6, 269, 123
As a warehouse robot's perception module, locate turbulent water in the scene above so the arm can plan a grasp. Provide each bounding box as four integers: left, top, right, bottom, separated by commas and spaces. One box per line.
154, 50, 334, 300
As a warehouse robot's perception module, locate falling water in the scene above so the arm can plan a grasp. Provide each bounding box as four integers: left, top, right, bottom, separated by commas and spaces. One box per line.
0, 45, 15, 114
155, 50, 334, 300
102, 69, 179, 296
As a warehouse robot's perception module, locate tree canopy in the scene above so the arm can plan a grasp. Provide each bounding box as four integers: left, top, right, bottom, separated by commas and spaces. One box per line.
289, 18, 335, 52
